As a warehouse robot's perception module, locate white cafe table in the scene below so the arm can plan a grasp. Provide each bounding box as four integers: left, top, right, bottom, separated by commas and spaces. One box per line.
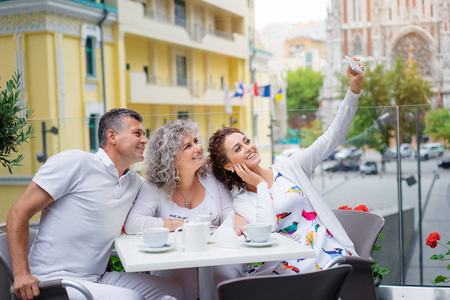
114, 232, 315, 299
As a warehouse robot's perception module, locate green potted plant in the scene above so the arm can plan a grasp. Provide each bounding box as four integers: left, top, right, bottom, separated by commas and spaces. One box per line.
426, 232, 450, 284
0, 71, 34, 174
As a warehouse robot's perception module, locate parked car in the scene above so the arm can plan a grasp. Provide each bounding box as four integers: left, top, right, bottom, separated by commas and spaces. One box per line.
415, 143, 445, 160
325, 160, 360, 172
334, 147, 362, 160
382, 147, 395, 162
438, 159, 450, 169
323, 150, 339, 161
390, 143, 413, 158
360, 161, 378, 175
274, 148, 301, 163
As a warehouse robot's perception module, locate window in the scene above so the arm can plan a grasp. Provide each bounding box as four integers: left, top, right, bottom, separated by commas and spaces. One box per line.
85, 37, 95, 77
143, 66, 149, 83
176, 55, 187, 87
178, 111, 189, 119
306, 52, 312, 63
289, 44, 304, 58
89, 114, 100, 152
175, 0, 186, 28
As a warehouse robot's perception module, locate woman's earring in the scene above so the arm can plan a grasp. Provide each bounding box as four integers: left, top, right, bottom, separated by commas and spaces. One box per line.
231, 168, 235, 173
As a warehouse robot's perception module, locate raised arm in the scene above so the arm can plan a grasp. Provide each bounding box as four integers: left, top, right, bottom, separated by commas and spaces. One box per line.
280, 60, 364, 175
6, 182, 54, 300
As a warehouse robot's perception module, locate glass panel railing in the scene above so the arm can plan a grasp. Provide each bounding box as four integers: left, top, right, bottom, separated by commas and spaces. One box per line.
276, 104, 448, 287
1, 105, 448, 288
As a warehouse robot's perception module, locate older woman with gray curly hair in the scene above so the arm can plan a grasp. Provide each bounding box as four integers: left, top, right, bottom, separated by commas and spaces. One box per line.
124, 118, 245, 300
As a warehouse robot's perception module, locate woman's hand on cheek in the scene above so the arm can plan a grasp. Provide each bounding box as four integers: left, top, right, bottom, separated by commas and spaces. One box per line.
234, 163, 266, 187
234, 213, 247, 236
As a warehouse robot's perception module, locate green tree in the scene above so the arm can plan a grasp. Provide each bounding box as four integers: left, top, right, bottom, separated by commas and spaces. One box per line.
0, 72, 34, 174
425, 109, 450, 149
339, 63, 393, 153
286, 67, 323, 110
299, 119, 322, 148
338, 57, 434, 153
389, 57, 434, 143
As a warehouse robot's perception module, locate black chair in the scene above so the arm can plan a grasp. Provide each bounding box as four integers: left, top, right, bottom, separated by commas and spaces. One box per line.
0, 229, 94, 300
217, 264, 352, 300
324, 209, 385, 300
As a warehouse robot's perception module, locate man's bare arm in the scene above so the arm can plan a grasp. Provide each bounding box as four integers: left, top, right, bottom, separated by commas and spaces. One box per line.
6, 182, 54, 300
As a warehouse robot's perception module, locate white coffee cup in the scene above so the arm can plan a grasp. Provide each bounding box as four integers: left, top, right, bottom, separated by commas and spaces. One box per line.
188, 214, 213, 225
137, 227, 169, 248
242, 223, 272, 243
175, 222, 208, 252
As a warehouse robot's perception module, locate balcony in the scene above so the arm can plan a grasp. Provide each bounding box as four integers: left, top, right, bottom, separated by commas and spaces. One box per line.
118, 0, 247, 59
201, 0, 247, 17
129, 71, 245, 107
145, 9, 232, 42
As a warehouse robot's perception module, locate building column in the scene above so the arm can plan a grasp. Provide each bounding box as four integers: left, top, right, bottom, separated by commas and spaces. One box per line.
14, 33, 27, 119
55, 33, 66, 127
189, 49, 195, 95
170, 47, 176, 86
151, 42, 157, 83
204, 53, 210, 88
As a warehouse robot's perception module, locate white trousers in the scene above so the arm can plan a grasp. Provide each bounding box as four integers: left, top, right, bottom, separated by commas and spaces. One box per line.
67, 271, 183, 300
152, 264, 244, 300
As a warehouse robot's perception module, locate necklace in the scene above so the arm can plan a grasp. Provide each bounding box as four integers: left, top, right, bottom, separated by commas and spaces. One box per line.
180, 177, 196, 208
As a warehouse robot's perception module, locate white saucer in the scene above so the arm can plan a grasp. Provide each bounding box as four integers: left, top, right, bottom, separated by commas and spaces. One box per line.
138, 243, 176, 253
244, 237, 278, 247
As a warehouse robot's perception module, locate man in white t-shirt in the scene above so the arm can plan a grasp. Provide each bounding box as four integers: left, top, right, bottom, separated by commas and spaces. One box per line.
7, 108, 183, 300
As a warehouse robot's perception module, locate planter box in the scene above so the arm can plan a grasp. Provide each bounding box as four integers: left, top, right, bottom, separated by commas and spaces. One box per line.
377, 285, 450, 299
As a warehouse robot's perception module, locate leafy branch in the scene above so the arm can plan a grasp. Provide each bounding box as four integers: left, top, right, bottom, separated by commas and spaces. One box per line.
0, 71, 34, 174
373, 233, 389, 282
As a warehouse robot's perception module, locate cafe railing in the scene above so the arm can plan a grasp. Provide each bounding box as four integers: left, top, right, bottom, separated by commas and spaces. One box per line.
1, 105, 448, 289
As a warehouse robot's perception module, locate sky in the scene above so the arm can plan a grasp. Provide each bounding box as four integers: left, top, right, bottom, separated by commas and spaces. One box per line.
254, 0, 330, 30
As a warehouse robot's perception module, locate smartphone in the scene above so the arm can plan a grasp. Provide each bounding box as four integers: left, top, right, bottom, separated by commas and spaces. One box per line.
345, 55, 364, 74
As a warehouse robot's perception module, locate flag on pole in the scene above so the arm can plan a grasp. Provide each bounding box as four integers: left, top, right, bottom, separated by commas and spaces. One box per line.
233, 81, 244, 97
274, 89, 283, 101
225, 84, 232, 115
245, 83, 259, 96
257, 84, 271, 97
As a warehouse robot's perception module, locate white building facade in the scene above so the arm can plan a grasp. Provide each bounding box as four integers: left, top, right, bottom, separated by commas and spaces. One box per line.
322, 0, 450, 110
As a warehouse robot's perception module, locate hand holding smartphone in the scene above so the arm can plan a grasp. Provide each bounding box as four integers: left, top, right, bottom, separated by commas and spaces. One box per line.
345, 55, 364, 74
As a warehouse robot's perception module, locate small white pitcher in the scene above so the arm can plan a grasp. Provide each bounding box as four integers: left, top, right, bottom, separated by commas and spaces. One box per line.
175, 221, 209, 252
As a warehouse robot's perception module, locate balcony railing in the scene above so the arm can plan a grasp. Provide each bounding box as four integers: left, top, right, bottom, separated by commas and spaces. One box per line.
144, 9, 233, 41
145, 74, 224, 97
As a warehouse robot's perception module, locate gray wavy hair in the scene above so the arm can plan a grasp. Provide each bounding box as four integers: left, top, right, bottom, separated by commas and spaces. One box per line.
143, 118, 207, 197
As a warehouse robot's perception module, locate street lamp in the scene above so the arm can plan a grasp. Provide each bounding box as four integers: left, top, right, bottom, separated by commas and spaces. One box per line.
37, 121, 59, 163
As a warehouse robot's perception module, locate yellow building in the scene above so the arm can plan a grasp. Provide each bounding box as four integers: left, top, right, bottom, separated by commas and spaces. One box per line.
118, 0, 249, 140
0, 0, 275, 222
0, 0, 122, 221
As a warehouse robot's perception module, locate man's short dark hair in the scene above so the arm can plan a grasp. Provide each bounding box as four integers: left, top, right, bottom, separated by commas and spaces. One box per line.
98, 108, 143, 149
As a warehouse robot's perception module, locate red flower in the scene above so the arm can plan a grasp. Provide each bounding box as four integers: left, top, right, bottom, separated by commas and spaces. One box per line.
354, 205, 369, 212
338, 205, 353, 210
426, 232, 441, 248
